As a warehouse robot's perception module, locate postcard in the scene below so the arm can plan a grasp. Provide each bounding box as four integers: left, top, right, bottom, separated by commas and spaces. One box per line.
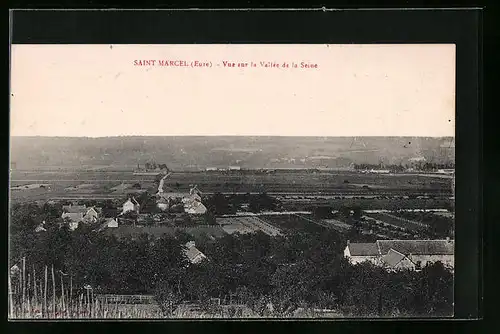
9, 43, 455, 319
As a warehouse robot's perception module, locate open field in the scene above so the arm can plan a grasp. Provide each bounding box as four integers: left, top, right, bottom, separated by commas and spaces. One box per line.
390, 210, 454, 224
163, 171, 452, 194
10, 170, 158, 182
216, 216, 282, 236
280, 197, 452, 211
260, 214, 326, 234
10, 169, 453, 213
10, 170, 158, 204
11, 183, 51, 190
364, 212, 428, 232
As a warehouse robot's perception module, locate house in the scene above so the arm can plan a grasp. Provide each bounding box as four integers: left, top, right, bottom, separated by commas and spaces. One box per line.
61, 212, 85, 230
184, 241, 207, 264
182, 186, 207, 215
343, 241, 381, 265
184, 201, 208, 215
95, 218, 118, 232
122, 197, 140, 214
61, 204, 102, 228
84, 207, 102, 223
35, 221, 47, 232
157, 197, 170, 211
228, 166, 241, 171
344, 239, 454, 271
104, 217, 118, 228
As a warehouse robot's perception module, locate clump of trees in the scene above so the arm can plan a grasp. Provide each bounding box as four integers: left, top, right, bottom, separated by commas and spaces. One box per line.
10, 202, 454, 318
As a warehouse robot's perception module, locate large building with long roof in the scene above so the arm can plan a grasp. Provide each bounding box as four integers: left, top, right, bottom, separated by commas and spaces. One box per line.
344, 239, 454, 271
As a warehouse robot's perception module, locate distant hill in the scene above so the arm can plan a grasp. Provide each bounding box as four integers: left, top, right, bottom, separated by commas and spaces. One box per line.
10, 136, 455, 171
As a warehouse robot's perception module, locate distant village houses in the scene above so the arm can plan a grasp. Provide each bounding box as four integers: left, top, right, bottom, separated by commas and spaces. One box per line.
182, 186, 207, 215
61, 204, 103, 230
155, 186, 207, 215
344, 239, 454, 271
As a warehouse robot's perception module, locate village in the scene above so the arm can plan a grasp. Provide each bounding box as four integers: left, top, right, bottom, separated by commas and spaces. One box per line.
9, 158, 455, 318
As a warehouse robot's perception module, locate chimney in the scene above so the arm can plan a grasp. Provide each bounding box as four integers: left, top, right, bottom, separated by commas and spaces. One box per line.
347, 240, 350, 245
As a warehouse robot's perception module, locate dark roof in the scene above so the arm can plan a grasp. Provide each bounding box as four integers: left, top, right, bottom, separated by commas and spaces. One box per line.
377, 240, 454, 256
347, 243, 379, 256
62, 212, 84, 221
63, 205, 87, 214
381, 249, 407, 267
184, 243, 206, 264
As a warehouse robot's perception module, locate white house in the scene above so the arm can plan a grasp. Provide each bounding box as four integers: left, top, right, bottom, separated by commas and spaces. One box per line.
105, 217, 118, 228
122, 197, 140, 214
84, 207, 102, 223
95, 218, 118, 232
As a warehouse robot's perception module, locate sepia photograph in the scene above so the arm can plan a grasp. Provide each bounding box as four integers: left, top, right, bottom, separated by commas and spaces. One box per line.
9, 43, 455, 319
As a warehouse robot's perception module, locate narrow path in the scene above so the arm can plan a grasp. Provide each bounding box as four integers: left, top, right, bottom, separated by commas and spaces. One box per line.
156, 172, 172, 196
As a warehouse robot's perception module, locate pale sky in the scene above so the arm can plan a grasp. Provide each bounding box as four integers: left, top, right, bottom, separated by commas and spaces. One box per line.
10, 44, 455, 137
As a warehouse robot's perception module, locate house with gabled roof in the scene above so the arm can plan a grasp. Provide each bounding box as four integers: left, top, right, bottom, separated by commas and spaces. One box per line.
343, 241, 381, 265
122, 197, 140, 214
344, 239, 454, 271
84, 207, 102, 223
95, 218, 118, 232
182, 186, 207, 215
61, 204, 102, 229
184, 241, 207, 265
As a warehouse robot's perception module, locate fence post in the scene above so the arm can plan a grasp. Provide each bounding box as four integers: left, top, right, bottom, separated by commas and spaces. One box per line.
33, 266, 37, 308
69, 276, 73, 317
60, 273, 65, 314
44, 266, 48, 318
8, 271, 14, 318
22, 257, 26, 317
51, 265, 56, 318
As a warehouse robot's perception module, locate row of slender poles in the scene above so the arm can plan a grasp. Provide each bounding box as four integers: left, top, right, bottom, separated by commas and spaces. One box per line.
8, 257, 163, 318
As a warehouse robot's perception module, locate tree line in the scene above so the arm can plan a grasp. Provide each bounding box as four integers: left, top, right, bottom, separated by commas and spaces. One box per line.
10, 202, 453, 317
353, 163, 455, 172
